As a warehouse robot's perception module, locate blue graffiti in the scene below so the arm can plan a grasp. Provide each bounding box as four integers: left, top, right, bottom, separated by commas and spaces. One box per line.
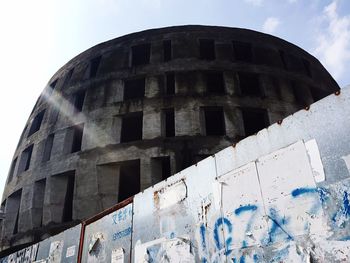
267, 208, 293, 244
343, 191, 350, 217
213, 217, 233, 256
233, 256, 245, 263
235, 205, 257, 215
292, 187, 321, 217
332, 191, 350, 228
291, 187, 317, 197
317, 187, 330, 204
234, 204, 258, 248
200, 224, 207, 251
198, 186, 350, 261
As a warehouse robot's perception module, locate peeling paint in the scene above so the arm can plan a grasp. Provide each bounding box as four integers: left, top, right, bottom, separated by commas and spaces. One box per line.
154, 180, 187, 210
342, 153, 350, 172
305, 139, 325, 182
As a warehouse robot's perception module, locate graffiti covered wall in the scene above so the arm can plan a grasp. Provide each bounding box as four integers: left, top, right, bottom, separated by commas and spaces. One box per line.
1, 89, 350, 262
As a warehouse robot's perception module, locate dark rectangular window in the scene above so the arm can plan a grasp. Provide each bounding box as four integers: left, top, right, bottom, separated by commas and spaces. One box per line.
33, 179, 46, 227
120, 112, 143, 142
151, 156, 171, 184
165, 73, 175, 95
64, 68, 74, 87
131, 44, 151, 66
203, 107, 225, 135
50, 79, 58, 91
160, 157, 171, 180
291, 81, 308, 107
238, 72, 262, 96
179, 146, 194, 171
42, 134, 54, 162
46, 79, 58, 98
302, 59, 312, 78
163, 40, 172, 62
233, 41, 253, 62
124, 78, 145, 100
71, 124, 84, 153
28, 110, 45, 137
206, 72, 225, 93
90, 56, 101, 78
1, 200, 6, 216
7, 189, 22, 235
73, 90, 86, 113
8, 157, 17, 183
62, 172, 75, 222
18, 144, 34, 174
118, 160, 140, 202
163, 109, 175, 137
241, 108, 269, 136
200, 39, 215, 60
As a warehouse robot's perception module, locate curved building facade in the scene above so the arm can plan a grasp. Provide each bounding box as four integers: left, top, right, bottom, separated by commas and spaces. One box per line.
0, 25, 339, 249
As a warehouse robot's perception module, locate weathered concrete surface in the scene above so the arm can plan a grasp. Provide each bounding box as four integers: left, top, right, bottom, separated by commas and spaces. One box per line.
0, 25, 339, 250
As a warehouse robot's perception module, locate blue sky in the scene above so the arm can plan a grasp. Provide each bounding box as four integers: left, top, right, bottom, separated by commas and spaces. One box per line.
0, 0, 349, 196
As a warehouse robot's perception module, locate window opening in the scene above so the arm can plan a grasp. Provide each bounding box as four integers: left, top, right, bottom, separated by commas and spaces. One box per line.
42, 134, 54, 162
302, 59, 312, 77
50, 79, 58, 91
28, 110, 45, 137
124, 78, 145, 100
163, 108, 175, 137
64, 68, 74, 87
18, 144, 34, 174
118, 160, 140, 202
120, 112, 143, 142
151, 156, 171, 184
131, 44, 151, 66
8, 157, 17, 183
62, 172, 75, 222
165, 73, 175, 95
206, 72, 225, 93
73, 90, 86, 113
200, 39, 215, 60
163, 40, 172, 62
233, 41, 253, 62
291, 81, 308, 107
7, 189, 22, 235
71, 124, 84, 153
89, 56, 101, 78
241, 108, 269, 136
238, 72, 262, 96
203, 107, 225, 136
33, 179, 46, 227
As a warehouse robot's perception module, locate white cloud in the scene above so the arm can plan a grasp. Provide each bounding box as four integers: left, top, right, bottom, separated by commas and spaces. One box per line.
244, 0, 263, 6
314, 1, 350, 80
262, 17, 280, 34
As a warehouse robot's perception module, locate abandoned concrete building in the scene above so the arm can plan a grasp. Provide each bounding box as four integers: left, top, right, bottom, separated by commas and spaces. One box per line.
0, 25, 339, 251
